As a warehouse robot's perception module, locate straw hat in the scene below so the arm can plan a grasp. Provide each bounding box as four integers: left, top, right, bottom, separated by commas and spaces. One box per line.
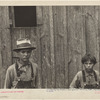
13, 38, 36, 52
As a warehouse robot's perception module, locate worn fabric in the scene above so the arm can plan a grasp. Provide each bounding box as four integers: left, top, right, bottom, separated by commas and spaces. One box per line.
4, 61, 38, 89
69, 70, 100, 89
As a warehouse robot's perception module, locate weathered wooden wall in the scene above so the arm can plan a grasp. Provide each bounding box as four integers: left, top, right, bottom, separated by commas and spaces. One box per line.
0, 6, 100, 88
0, 7, 12, 88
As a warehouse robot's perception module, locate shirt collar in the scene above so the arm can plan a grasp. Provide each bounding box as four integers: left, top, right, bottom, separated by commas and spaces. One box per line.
84, 70, 94, 77
17, 60, 31, 69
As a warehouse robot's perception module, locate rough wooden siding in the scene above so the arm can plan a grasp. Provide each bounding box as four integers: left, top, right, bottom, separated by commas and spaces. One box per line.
0, 6, 100, 88
67, 6, 85, 85
36, 6, 43, 88
52, 6, 68, 88
0, 6, 12, 88
38, 6, 100, 87
36, 6, 68, 88
98, 7, 100, 74
83, 6, 99, 71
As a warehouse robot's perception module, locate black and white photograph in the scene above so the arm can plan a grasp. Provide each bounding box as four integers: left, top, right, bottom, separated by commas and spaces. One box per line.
0, 4, 100, 99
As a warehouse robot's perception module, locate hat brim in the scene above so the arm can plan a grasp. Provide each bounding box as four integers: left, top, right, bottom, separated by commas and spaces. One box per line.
13, 47, 36, 52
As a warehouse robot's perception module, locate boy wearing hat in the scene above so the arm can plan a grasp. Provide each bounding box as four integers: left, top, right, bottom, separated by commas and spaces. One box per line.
69, 54, 100, 89
4, 38, 38, 88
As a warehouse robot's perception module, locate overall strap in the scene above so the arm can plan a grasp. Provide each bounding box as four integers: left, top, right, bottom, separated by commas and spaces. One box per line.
82, 70, 86, 82
93, 70, 97, 82
30, 62, 34, 78
15, 62, 34, 78
82, 70, 97, 82
15, 62, 20, 77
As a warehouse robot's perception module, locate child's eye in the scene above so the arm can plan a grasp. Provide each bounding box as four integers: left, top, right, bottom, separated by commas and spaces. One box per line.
28, 51, 31, 53
22, 51, 25, 53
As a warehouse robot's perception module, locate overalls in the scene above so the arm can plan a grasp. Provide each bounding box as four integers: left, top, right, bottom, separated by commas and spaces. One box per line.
82, 70, 100, 89
13, 62, 34, 88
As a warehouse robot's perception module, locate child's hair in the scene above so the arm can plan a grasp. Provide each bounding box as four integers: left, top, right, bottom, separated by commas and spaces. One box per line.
81, 54, 97, 64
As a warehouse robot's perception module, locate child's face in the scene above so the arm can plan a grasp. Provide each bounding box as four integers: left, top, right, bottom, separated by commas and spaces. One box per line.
83, 60, 94, 73
18, 49, 32, 62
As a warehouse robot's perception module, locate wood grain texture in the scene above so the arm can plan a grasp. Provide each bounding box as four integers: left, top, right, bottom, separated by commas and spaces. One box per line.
0, 6, 100, 88
0, 7, 12, 88
98, 6, 100, 73
53, 6, 68, 88
83, 6, 99, 71
41, 6, 50, 88
63, 6, 69, 88
49, 6, 55, 88
36, 6, 43, 88
68, 6, 84, 85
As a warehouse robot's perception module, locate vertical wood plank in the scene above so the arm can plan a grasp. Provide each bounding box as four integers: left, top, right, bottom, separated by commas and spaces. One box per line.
0, 29, 2, 88
81, 6, 86, 60
68, 6, 78, 86
36, 6, 43, 25
48, 6, 55, 88
30, 28, 37, 64
0, 6, 12, 88
53, 6, 60, 88
53, 6, 67, 88
98, 6, 100, 73
12, 28, 20, 63
9, 6, 15, 27
41, 6, 50, 88
64, 6, 69, 88
94, 6, 99, 72
36, 6, 43, 88
83, 6, 99, 71
68, 6, 84, 86
36, 27, 42, 88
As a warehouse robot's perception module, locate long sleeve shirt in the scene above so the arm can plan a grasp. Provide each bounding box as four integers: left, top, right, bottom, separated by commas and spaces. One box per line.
4, 61, 38, 89
69, 70, 100, 89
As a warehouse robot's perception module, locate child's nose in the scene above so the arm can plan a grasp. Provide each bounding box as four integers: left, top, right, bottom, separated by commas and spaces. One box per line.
24, 52, 28, 55
88, 64, 91, 67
